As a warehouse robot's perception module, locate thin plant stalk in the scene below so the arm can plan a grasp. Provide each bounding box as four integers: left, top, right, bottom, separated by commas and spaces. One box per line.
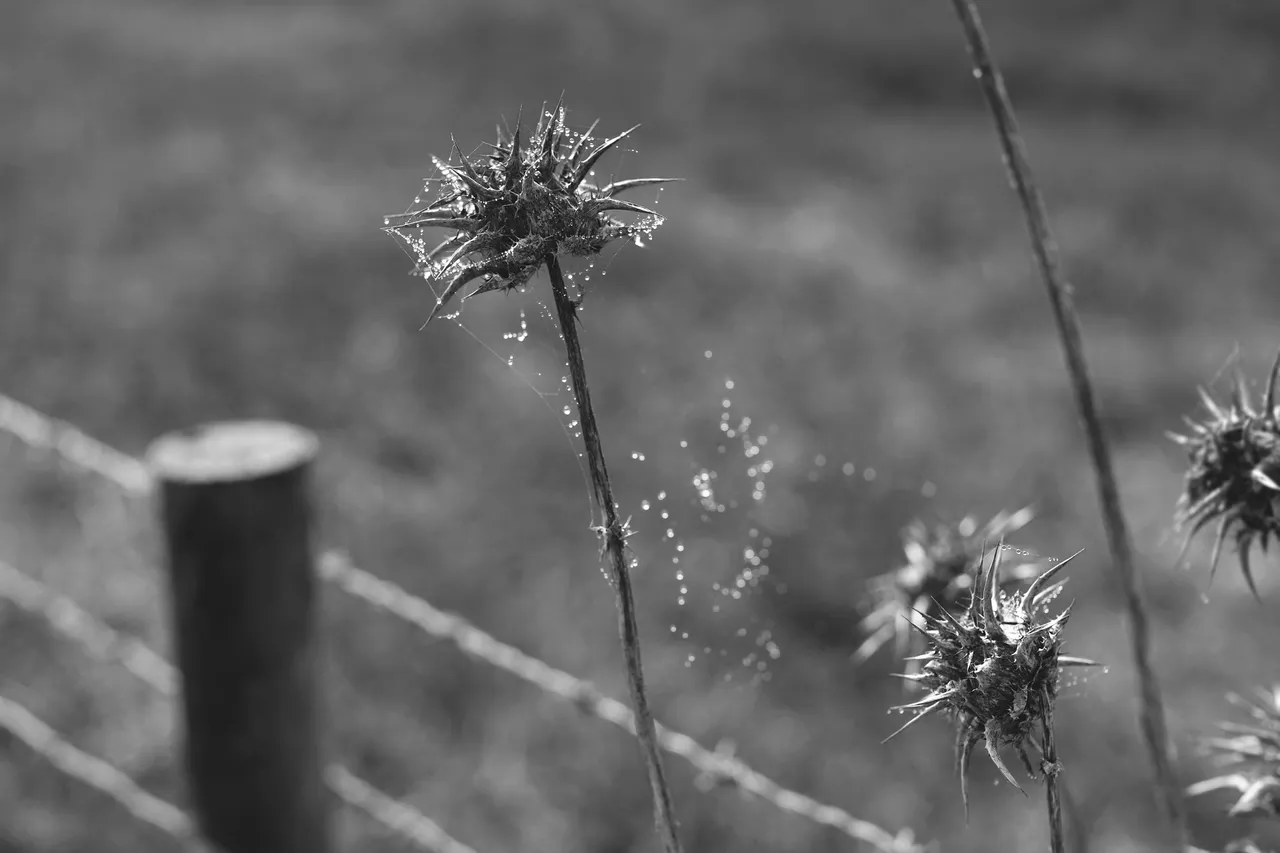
1040, 699, 1066, 853
546, 255, 683, 853
946, 0, 1187, 846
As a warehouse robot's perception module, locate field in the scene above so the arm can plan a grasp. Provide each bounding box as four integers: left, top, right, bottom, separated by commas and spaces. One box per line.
3, 2, 1280, 851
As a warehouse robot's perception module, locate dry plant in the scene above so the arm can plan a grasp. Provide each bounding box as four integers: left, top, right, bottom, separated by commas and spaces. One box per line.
1169, 350, 1280, 598
852, 507, 1042, 670
946, 0, 1188, 846
1188, 686, 1280, 852
882, 541, 1094, 852
384, 100, 683, 853
375, 4, 1276, 851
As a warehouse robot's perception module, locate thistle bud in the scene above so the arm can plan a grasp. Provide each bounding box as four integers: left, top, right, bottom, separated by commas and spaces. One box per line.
383, 98, 674, 324
1169, 350, 1280, 599
883, 541, 1096, 814
1189, 686, 1280, 823
852, 508, 1043, 668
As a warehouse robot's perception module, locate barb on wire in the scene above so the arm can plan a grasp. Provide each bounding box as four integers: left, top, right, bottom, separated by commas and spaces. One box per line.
0, 392, 922, 851
326, 766, 478, 853
321, 552, 921, 852
0, 559, 176, 694
0, 692, 212, 852
0, 393, 151, 494
0, 558, 479, 853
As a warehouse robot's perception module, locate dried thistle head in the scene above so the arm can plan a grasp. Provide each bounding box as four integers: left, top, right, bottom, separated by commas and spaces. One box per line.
852, 507, 1043, 667
1170, 350, 1280, 598
1188, 686, 1280, 821
883, 541, 1096, 814
382, 98, 674, 325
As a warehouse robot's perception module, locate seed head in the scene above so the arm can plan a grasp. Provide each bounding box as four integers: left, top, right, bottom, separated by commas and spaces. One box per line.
852, 507, 1043, 668
383, 99, 674, 325
883, 541, 1096, 815
1169, 350, 1280, 599
1188, 686, 1280, 822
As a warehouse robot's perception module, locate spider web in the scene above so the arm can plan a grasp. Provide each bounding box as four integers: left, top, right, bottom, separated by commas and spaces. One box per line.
384, 124, 988, 689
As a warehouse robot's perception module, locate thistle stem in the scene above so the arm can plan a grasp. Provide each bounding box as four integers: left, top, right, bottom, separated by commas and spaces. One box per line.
546, 255, 684, 853
946, 0, 1187, 846
1041, 711, 1066, 853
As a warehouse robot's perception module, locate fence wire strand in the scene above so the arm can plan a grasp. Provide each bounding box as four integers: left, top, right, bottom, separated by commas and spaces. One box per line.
320, 552, 917, 851
326, 766, 478, 853
0, 558, 478, 853
0, 692, 211, 852
0, 559, 176, 695
0, 393, 151, 495
0, 391, 919, 853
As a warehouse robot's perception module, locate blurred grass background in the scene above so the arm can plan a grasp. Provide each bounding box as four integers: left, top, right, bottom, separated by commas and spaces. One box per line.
3, 1, 1280, 850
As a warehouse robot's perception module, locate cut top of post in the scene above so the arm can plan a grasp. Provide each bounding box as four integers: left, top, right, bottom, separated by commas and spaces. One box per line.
146, 421, 319, 484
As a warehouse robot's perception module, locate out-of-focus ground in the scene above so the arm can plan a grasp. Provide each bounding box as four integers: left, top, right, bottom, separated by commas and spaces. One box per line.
3, 2, 1280, 851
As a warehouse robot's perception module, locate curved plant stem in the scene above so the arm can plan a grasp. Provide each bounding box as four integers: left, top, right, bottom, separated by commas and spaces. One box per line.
946, 0, 1187, 847
546, 255, 684, 853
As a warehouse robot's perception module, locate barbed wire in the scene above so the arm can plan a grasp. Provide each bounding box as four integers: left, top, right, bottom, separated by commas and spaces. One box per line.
0, 559, 176, 695
0, 390, 921, 853
0, 393, 151, 495
325, 767, 478, 853
0, 558, 478, 853
320, 553, 919, 851
0, 691, 212, 852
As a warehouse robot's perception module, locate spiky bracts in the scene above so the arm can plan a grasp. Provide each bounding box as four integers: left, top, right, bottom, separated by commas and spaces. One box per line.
883, 542, 1096, 814
383, 99, 672, 324
852, 507, 1043, 667
1170, 350, 1280, 598
1188, 686, 1280, 823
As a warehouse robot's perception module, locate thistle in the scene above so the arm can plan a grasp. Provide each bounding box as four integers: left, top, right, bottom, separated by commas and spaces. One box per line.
384, 102, 685, 853
383, 98, 673, 324
1188, 686, 1280, 821
852, 507, 1044, 668
883, 540, 1095, 822
1169, 350, 1280, 598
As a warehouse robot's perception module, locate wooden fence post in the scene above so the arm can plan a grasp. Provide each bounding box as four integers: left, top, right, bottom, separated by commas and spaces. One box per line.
148, 421, 331, 853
